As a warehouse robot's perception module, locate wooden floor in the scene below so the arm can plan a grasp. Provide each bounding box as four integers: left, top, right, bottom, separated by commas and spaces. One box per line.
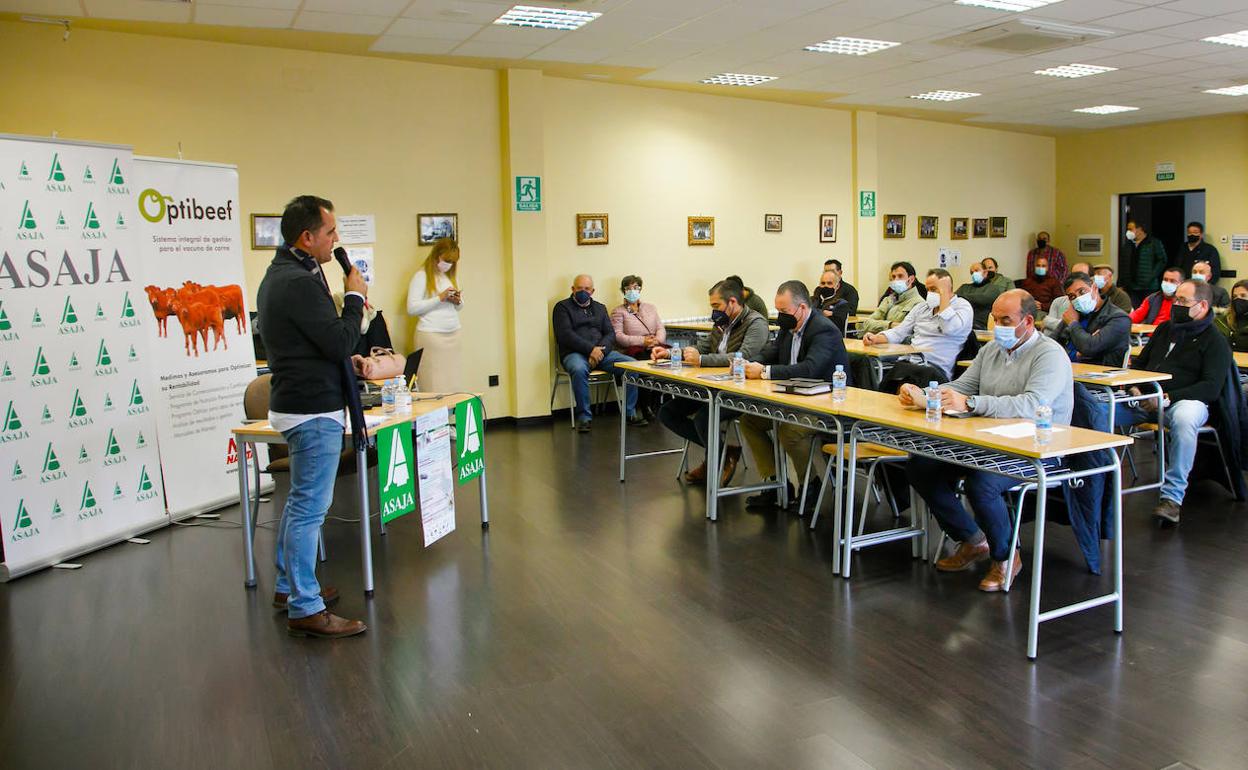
2, 417, 1247, 769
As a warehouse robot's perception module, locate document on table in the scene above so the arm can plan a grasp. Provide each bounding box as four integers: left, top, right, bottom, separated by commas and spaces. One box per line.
347, 414, 389, 433
414, 407, 456, 547
978, 422, 1066, 439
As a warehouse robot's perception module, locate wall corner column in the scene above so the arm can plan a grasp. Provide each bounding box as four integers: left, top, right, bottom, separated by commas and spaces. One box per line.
853, 111, 881, 303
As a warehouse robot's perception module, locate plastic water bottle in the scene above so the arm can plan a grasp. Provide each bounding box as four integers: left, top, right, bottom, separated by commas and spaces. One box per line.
732, 351, 746, 384
396, 377, 412, 414
670, 342, 682, 372
925, 381, 941, 423
832, 365, 847, 403
381, 378, 396, 414
1035, 401, 1053, 446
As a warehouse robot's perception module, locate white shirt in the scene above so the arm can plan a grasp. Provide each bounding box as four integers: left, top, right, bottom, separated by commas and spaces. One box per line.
883, 296, 973, 378
406, 270, 462, 333
763, 313, 810, 379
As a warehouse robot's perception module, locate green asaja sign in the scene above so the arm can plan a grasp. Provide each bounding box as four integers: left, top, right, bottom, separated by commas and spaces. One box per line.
455, 398, 484, 485
377, 422, 415, 524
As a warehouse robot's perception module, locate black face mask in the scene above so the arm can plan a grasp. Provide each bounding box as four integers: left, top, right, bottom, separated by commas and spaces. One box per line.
1036, 239, 1047, 249
1234, 299, 1248, 318
1187, 234, 1201, 244
776, 311, 798, 331
1170, 304, 1192, 325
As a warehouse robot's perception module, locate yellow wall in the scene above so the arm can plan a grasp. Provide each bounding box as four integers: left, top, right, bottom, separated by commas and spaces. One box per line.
1056, 114, 1248, 275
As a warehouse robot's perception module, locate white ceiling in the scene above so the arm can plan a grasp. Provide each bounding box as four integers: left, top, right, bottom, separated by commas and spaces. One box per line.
7, 0, 1248, 129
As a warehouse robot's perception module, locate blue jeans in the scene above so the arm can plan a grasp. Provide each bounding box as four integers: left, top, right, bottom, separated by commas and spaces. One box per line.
274, 417, 342, 619
1116, 399, 1208, 504
562, 350, 639, 421
907, 456, 1019, 562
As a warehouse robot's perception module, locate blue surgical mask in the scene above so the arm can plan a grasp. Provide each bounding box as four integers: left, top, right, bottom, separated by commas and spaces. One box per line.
1034, 267, 1047, 277
1072, 293, 1096, 315
710, 309, 730, 327
574, 290, 592, 306
1160, 281, 1178, 296
624, 289, 641, 303
890, 280, 909, 295
1191, 273, 1207, 283
1093, 274, 1107, 289
993, 324, 1018, 348
971, 271, 984, 285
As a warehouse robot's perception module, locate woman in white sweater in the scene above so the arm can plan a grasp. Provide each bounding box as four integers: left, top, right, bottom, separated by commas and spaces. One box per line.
406, 238, 462, 392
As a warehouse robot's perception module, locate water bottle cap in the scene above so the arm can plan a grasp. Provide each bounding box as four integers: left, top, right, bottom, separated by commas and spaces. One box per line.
928, 381, 938, 387
835, 364, 843, 372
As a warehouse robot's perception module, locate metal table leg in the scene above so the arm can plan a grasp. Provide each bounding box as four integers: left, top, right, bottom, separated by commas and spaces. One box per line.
479, 466, 490, 530
706, 396, 722, 522
619, 389, 627, 482
357, 446, 374, 597
1112, 460, 1123, 635
840, 429, 859, 577
238, 440, 257, 588
1026, 461, 1048, 660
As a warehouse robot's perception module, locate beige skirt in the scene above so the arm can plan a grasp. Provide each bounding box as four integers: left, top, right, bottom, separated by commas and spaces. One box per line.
413, 328, 462, 393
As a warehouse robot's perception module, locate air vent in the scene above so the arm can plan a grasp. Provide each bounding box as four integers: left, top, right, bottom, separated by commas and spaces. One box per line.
935, 18, 1113, 55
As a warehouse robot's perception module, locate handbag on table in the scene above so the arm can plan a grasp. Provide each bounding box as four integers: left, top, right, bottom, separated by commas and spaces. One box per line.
351, 347, 405, 380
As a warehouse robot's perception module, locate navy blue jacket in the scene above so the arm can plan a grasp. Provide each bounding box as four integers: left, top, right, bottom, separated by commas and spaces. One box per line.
552, 296, 615, 359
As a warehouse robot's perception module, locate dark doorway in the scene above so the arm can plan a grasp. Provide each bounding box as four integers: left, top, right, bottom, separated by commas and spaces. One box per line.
1119, 189, 1205, 285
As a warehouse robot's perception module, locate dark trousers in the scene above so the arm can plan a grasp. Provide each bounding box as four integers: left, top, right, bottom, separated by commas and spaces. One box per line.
907, 456, 1018, 561
658, 397, 715, 448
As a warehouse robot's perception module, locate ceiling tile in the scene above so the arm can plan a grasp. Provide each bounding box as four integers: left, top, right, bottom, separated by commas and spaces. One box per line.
401, 1, 514, 25
1159, 0, 1248, 13
386, 17, 483, 40
369, 35, 460, 54
1149, 39, 1237, 56
527, 46, 608, 64
896, 4, 1004, 30
465, 23, 566, 45
450, 39, 542, 58
200, 0, 301, 8
194, 4, 295, 28
293, 11, 391, 34
84, 0, 193, 23
1027, 0, 1144, 24
615, 0, 731, 22
302, 0, 409, 14
1095, 31, 1194, 51
1099, 7, 1202, 32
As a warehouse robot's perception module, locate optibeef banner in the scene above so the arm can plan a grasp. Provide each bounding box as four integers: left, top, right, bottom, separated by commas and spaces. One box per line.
132, 157, 267, 519
0, 135, 167, 579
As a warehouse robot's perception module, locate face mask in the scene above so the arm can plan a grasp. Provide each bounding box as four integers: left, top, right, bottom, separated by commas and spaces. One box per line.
436, 260, 453, 273
1093, 274, 1107, 289
971, 271, 984, 285
925, 293, 941, 310
1191, 273, 1207, 283
1034, 267, 1047, 277
1170, 304, 1192, 325
1125, 230, 1136, 242
1072, 293, 1097, 315
993, 324, 1019, 349
1037, 239, 1047, 249
890, 280, 909, 295
776, 311, 798, 331
1233, 298, 1248, 317
624, 289, 641, 303
1187, 234, 1200, 244
1160, 281, 1178, 297
710, 309, 731, 327
574, 290, 592, 306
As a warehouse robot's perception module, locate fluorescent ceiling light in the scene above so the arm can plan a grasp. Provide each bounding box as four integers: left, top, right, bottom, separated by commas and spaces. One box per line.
700, 73, 778, 86
1072, 104, 1138, 114
493, 5, 601, 31
805, 37, 900, 56
909, 90, 981, 102
1205, 83, 1248, 96
955, 0, 1063, 10
1202, 30, 1248, 48
1034, 63, 1116, 78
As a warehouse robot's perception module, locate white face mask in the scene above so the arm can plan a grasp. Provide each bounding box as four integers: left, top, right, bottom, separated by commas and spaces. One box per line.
1192, 273, 1208, 283
1160, 281, 1178, 296
1125, 230, 1136, 242
925, 293, 941, 310
1093, 274, 1107, 289
436, 260, 453, 273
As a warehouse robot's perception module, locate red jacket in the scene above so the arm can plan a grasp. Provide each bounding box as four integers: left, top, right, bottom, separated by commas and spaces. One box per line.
1020, 274, 1064, 311
1130, 293, 1172, 325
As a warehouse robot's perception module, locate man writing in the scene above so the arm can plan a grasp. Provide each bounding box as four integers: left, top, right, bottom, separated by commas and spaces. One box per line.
864, 268, 972, 381
257, 195, 368, 639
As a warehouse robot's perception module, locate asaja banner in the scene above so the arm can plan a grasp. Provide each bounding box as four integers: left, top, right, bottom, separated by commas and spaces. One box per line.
455, 397, 484, 485
377, 422, 415, 524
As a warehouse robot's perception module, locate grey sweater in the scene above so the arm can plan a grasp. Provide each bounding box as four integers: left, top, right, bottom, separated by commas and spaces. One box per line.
950, 331, 1074, 424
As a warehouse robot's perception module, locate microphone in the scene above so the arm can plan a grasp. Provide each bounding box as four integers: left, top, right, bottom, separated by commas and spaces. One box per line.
333, 246, 352, 276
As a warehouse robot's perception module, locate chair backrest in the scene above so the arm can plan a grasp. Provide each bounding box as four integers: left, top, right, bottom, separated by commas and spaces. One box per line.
405, 349, 423, 389
243, 374, 272, 420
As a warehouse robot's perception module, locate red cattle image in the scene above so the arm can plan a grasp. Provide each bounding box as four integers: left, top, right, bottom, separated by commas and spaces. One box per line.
145, 282, 247, 357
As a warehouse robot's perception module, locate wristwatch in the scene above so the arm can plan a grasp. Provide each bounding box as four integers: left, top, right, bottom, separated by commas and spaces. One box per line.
965, 395, 978, 412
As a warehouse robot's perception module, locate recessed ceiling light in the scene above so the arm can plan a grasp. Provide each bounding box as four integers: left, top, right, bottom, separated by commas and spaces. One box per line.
493, 5, 601, 31
955, 0, 1063, 10
1205, 83, 1248, 96
909, 90, 981, 102
1072, 104, 1139, 114
700, 73, 778, 87
804, 37, 900, 56
1034, 63, 1117, 78
1202, 30, 1248, 48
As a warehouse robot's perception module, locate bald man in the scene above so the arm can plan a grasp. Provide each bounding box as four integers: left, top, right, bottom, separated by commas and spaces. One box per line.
900, 290, 1073, 592
553, 274, 643, 432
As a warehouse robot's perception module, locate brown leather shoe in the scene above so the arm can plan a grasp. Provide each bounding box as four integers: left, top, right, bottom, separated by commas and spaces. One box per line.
720, 445, 742, 487
935, 540, 990, 572
287, 610, 367, 639
1152, 498, 1181, 526
683, 461, 707, 485
979, 552, 1024, 592
273, 586, 340, 610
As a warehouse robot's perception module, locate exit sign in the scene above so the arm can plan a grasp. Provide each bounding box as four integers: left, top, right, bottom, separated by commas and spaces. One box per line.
1155, 161, 1175, 182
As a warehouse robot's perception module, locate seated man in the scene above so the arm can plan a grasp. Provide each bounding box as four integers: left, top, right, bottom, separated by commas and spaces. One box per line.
738, 280, 849, 512
813, 260, 859, 332
1041, 261, 1091, 334
864, 268, 972, 381
860, 261, 924, 334
981, 257, 1013, 293
957, 261, 1004, 330
1117, 279, 1232, 525
552, 274, 643, 433
902, 290, 1073, 592
725, 274, 769, 319
1019, 254, 1064, 312
1130, 266, 1183, 325
1191, 260, 1230, 309
654, 280, 769, 485
1092, 263, 1134, 314
1046, 271, 1131, 366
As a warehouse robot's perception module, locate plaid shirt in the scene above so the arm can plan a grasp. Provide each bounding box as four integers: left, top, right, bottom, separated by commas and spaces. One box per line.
1026, 246, 1068, 283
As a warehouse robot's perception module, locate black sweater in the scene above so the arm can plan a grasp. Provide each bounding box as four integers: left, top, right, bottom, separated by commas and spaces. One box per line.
552, 296, 615, 359
257, 247, 364, 414
1133, 318, 1232, 404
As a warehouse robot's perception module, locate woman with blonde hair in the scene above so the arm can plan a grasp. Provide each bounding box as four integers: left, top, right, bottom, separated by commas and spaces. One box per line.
406, 237, 462, 392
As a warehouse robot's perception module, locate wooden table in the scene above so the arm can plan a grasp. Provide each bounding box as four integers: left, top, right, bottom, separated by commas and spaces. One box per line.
230, 393, 487, 596
1236, 351, 1248, 370
845, 337, 930, 386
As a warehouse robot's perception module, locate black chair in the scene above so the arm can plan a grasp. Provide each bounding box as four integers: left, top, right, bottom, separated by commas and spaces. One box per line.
405, 349, 423, 390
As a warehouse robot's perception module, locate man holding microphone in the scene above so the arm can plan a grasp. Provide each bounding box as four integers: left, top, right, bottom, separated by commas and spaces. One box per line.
257, 195, 368, 639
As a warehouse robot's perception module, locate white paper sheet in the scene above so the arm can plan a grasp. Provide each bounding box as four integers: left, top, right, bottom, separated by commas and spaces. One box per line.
978, 422, 1067, 439
337, 214, 376, 244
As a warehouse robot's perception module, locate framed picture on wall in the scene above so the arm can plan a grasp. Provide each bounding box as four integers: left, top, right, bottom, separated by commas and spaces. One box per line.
919, 216, 938, 239
250, 214, 282, 250
972, 218, 989, 238
990, 216, 1008, 238
688, 216, 715, 246
883, 213, 906, 239
951, 217, 969, 240
764, 214, 783, 233
418, 212, 458, 246
577, 213, 609, 245
819, 214, 838, 243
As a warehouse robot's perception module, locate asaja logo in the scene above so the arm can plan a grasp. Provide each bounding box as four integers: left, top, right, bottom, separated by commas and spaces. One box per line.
17, 161, 31, 181
55, 211, 69, 231
127, 380, 149, 415
135, 431, 148, 450
115, 211, 127, 229
82, 164, 95, 183
107, 159, 129, 194
102, 393, 115, 412
59, 297, 84, 335
78, 481, 103, 520
46, 153, 71, 193
118, 293, 140, 328
95, 340, 117, 376
1, 401, 30, 443
30, 345, 57, 387
11, 460, 26, 481
77, 444, 90, 464
0, 361, 12, 381
67, 389, 93, 429
127, 344, 138, 362
51, 499, 64, 520
11, 500, 40, 541
40, 443, 66, 483
0, 303, 15, 342
103, 428, 126, 466
135, 466, 158, 502
82, 202, 105, 240
67, 352, 81, 371
112, 482, 123, 502
17, 201, 44, 240
31, 307, 45, 328
94, 302, 106, 322
40, 405, 52, 424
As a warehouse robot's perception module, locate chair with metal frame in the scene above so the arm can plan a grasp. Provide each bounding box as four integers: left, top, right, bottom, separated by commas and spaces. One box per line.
808, 439, 907, 530
675, 419, 749, 481
550, 364, 622, 428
